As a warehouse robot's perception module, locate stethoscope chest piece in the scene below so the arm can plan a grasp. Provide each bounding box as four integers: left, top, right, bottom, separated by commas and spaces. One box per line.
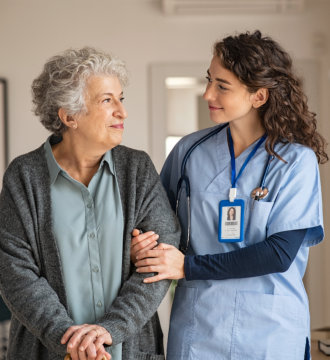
251, 187, 269, 201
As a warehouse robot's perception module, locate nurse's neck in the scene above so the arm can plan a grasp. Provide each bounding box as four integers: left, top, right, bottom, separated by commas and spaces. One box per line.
229, 118, 265, 158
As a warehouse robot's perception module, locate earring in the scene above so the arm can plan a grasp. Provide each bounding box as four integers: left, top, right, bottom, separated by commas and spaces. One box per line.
72, 124, 77, 129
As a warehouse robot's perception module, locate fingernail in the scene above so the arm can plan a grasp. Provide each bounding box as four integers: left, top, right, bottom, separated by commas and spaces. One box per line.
136, 268, 140, 272
79, 346, 84, 351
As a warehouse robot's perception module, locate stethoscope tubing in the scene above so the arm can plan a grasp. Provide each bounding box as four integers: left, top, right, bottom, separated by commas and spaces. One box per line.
180, 124, 229, 178
176, 123, 228, 252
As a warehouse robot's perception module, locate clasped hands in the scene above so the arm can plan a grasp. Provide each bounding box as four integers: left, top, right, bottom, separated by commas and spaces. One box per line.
130, 229, 185, 282
61, 324, 112, 360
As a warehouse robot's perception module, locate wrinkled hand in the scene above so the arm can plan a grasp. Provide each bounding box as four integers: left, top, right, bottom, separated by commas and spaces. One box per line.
130, 229, 159, 263
135, 243, 185, 283
61, 324, 112, 360
64, 344, 109, 360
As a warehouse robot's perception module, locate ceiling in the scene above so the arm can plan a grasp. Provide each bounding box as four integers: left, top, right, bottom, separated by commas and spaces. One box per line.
161, 0, 305, 15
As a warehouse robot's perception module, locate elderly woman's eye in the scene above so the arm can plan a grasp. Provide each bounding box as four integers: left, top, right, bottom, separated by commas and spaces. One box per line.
103, 98, 111, 103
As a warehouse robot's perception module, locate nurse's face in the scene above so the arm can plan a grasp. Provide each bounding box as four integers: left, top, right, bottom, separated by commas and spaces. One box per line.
203, 56, 257, 126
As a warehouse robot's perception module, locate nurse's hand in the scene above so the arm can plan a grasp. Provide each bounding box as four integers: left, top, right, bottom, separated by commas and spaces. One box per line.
135, 243, 185, 283
130, 229, 159, 263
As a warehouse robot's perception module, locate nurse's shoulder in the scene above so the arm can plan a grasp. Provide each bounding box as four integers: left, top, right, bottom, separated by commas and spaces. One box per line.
276, 141, 318, 168
272, 142, 320, 189
161, 125, 223, 205
171, 124, 224, 160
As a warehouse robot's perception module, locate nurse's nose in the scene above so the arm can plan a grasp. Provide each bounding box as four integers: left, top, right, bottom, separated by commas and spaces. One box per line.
203, 83, 216, 102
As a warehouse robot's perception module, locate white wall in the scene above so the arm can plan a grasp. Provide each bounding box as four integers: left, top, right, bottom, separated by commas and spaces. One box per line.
1, 0, 330, 328
167, 87, 199, 135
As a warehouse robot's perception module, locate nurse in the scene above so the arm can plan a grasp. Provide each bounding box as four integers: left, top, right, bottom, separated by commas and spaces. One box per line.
131, 30, 328, 359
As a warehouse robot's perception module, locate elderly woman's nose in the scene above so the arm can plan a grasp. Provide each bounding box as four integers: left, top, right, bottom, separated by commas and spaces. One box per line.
115, 101, 128, 118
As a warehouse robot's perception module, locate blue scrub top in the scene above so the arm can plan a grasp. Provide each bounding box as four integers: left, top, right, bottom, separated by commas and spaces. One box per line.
161, 125, 324, 360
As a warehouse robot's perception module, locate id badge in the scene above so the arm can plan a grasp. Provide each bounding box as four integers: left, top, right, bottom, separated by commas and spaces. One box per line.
218, 199, 244, 242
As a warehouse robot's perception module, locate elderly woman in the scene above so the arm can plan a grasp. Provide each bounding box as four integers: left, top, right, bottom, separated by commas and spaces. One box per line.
0, 47, 180, 360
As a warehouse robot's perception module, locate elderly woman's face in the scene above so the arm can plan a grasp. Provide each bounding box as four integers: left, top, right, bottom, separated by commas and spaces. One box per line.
74, 75, 127, 152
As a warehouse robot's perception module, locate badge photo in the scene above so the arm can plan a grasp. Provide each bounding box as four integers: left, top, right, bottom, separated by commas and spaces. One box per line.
218, 199, 245, 242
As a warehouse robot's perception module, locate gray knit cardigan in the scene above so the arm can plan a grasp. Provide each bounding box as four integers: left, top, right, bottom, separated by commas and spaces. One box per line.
0, 142, 180, 360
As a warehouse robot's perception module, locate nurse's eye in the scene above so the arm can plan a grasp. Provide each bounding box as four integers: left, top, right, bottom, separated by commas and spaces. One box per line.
218, 84, 228, 91
120, 97, 125, 103
205, 76, 212, 83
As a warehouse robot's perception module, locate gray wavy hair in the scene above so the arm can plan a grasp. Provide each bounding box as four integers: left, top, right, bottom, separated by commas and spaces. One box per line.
32, 46, 129, 134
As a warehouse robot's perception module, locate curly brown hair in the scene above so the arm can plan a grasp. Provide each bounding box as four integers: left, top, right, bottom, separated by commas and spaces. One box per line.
214, 30, 328, 164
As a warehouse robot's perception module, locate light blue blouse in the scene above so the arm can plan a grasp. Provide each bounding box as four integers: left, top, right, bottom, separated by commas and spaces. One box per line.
44, 138, 123, 359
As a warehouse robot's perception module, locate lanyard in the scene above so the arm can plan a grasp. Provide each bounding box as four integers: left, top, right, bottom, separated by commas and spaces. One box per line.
227, 127, 266, 201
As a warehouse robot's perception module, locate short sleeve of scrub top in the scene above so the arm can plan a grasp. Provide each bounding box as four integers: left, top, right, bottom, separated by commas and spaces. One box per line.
266, 144, 323, 247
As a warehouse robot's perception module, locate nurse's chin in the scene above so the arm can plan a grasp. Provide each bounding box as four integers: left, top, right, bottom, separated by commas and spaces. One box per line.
209, 116, 227, 125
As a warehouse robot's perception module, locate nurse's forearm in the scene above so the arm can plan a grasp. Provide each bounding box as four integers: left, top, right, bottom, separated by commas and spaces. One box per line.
184, 228, 307, 281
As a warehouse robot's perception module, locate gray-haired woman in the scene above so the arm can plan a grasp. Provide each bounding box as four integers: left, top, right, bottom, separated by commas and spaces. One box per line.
0, 47, 180, 360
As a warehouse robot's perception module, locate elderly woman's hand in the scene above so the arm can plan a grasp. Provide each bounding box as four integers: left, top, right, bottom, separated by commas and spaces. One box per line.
65, 344, 110, 360
130, 229, 159, 263
61, 324, 112, 360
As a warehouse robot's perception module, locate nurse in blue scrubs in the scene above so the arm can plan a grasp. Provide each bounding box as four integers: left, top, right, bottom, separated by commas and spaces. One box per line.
131, 30, 328, 359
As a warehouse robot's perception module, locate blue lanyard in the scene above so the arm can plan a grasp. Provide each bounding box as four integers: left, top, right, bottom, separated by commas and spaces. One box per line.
228, 127, 266, 188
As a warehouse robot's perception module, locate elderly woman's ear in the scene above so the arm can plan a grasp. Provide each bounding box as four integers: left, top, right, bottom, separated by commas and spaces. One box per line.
58, 108, 78, 130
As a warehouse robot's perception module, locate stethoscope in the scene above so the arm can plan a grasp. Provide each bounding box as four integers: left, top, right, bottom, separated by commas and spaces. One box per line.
175, 123, 274, 253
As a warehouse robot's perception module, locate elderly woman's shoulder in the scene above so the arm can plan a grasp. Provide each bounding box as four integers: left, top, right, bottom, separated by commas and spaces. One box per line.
4, 145, 46, 177
112, 145, 159, 176
113, 145, 152, 163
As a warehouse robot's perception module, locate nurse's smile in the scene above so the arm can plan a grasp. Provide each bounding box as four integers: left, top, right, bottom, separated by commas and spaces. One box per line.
208, 105, 223, 111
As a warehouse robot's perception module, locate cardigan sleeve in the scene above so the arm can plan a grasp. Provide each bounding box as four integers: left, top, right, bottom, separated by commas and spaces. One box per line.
0, 164, 73, 356
95, 148, 181, 345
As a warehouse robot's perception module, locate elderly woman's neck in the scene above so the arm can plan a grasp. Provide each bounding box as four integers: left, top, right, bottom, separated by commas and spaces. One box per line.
52, 136, 103, 187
